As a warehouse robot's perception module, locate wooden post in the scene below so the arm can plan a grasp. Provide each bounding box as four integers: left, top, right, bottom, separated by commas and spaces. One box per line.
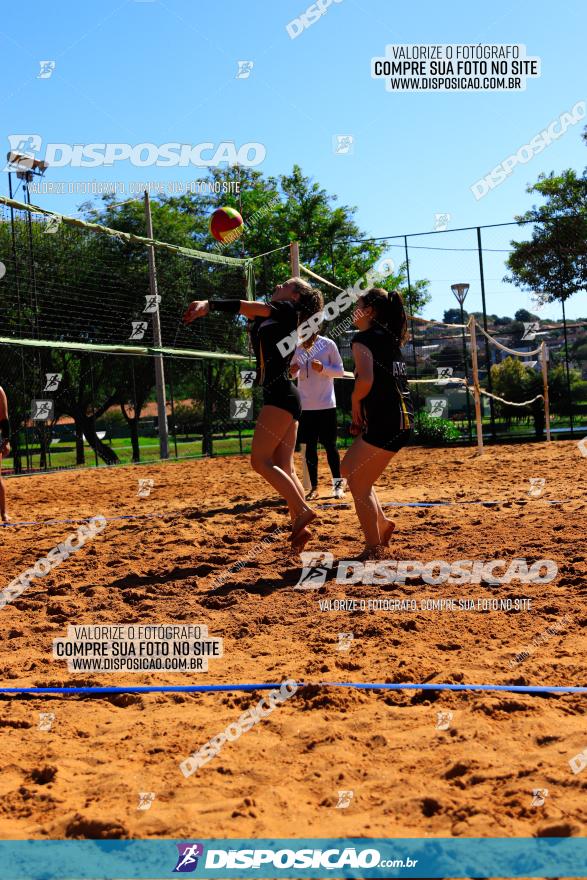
541, 340, 551, 442
469, 316, 484, 454
290, 241, 300, 278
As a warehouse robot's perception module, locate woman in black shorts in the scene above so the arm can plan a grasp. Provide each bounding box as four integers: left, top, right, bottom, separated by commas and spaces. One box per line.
340, 287, 414, 558
183, 278, 323, 551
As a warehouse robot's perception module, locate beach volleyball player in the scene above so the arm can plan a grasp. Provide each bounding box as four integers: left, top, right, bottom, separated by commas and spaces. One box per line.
0, 385, 10, 522
340, 288, 414, 558
183, 278, 323, 551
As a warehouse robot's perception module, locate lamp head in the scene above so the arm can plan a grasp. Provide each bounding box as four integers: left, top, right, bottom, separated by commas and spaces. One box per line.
451, 283, 470, 305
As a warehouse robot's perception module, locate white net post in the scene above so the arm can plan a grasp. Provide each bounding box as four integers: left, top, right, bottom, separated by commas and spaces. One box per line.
541, 340, 551, 442
469, 315, 484, 454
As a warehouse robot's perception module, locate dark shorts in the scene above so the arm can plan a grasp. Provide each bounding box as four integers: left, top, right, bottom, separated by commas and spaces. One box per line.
262, 381, 302, 421
362, 426, 413, 453
297, 407, 338, 446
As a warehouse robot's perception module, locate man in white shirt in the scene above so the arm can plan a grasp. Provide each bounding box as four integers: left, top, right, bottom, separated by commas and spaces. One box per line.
291, 333, 346, 499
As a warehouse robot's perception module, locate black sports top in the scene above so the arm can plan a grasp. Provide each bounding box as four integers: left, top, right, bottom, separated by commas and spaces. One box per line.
249, 300, 300, 391
352, 327, 414, 430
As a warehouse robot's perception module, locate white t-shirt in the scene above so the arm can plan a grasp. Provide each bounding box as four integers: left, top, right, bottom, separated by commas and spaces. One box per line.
292, 336, 344, 411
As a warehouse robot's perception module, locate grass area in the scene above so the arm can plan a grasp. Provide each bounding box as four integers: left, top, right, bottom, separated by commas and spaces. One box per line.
8, 432, 257, 471
6, 414, 585, 474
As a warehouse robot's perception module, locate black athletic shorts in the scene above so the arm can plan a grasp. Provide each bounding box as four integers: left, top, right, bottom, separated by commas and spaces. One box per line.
262, 380, 302, 421
362, 424, 413, 453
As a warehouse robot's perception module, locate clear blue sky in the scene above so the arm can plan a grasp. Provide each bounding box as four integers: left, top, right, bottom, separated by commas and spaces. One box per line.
1, 0, 585, 321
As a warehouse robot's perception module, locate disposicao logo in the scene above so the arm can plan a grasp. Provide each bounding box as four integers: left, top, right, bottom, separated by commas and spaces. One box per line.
173, 843, 204, 873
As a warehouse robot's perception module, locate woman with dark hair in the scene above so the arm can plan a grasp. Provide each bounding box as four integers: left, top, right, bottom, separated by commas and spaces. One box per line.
340, 288, 414, 558
183, 278, 323, 551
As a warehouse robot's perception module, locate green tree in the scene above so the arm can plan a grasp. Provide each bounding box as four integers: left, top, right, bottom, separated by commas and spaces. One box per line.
546, 363, 587, 416
505, 168, 587, 306
490, 357, 544, 437
443, 307, 468, 324
514, 308, 540, 322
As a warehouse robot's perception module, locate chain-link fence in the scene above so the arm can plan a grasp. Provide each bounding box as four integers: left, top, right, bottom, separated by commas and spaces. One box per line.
296, 219, 586, 446
1, 202, 585, 474
397, 220, 586, 442
0, 196, 256, 473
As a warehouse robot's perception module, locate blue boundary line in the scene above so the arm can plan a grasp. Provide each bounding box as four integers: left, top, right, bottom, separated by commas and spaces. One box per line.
382, 499, 571, 508
1, 682, 586, 695
318, 499, 571, 510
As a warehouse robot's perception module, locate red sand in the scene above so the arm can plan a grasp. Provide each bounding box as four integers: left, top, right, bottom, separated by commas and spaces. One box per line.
1, 440, 586, 842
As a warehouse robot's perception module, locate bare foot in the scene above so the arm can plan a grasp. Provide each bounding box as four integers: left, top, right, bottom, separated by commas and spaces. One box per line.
357, 543, 386, 561
381, 520, 396, 546
291, 527, 313, 554
291, 508, 317, 543
1, 512, 9, 523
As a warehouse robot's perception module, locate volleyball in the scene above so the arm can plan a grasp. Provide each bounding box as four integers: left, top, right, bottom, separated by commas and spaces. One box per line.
209, 206, 244, 243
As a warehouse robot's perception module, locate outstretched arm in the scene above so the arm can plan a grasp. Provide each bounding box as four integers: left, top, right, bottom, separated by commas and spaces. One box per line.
183, 299, 272, 324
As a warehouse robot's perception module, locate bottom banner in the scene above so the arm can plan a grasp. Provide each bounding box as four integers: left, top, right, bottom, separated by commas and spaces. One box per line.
1, 837, 587, 878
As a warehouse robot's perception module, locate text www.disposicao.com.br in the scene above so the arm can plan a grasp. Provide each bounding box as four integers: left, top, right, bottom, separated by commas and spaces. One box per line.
69, 657, 200, 671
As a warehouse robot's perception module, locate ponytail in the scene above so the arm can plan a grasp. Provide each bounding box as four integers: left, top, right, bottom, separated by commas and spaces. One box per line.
361, 288, 409, 345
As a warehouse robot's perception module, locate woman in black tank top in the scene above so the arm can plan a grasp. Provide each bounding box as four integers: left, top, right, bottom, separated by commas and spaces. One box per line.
340, 287, 413, 559
183, 277, 323, 552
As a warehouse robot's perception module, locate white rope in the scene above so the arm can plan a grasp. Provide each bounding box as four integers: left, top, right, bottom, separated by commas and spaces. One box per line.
251, 244, 291, 259
408, 377, 468, 385
299, 263, 344, 291
342, 370, 541, 408
474, 322, 542, 357
300, 262, 468, 329
479, 389, 544, 407
343, 373, 468, 386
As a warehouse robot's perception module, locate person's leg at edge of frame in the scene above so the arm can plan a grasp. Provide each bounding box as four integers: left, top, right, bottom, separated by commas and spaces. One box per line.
251, 405, 316, 549
0, 455, 7, 522
340, 437, 395, 553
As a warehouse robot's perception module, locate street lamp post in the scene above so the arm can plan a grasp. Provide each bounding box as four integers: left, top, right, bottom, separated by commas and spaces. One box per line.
6, 151, 49, 334
451, 283, 473, 442
6, 151, 49, 472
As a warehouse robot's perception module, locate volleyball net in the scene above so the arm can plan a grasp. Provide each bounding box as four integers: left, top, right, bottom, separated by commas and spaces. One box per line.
0, 205, 560, 471
0, 196, 261, 472
0, 195, 254, 355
